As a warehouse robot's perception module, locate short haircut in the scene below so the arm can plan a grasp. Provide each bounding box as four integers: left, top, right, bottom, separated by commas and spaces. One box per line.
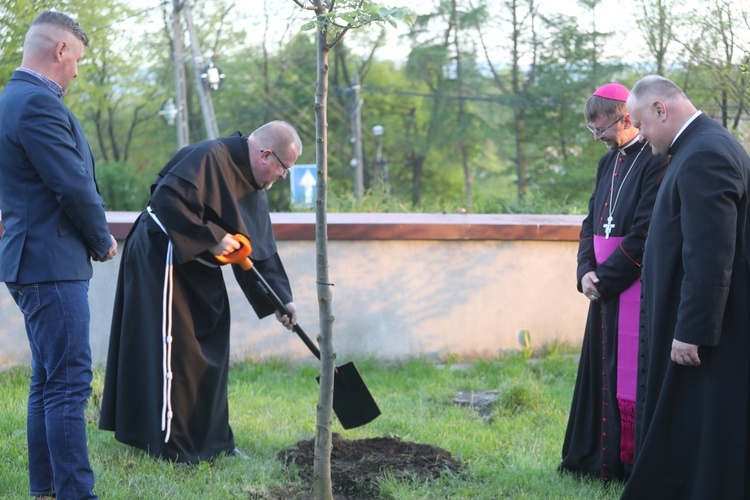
31, 11, 89, 46
583, 95, 629, 123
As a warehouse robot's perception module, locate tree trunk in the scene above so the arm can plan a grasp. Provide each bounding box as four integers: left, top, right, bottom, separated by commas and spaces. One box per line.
515, 108, 527, 200
312, 2, 335, 499
450, 0, 473, 210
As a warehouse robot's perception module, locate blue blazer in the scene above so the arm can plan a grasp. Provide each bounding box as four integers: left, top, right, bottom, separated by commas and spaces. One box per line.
0, 70, 111, 284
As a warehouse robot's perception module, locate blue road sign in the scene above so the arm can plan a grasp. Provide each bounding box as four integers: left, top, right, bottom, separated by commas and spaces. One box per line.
290, 164, 317, 208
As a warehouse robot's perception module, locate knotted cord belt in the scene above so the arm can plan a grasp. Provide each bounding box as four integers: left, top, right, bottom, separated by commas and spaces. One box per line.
146, 206, 174, 443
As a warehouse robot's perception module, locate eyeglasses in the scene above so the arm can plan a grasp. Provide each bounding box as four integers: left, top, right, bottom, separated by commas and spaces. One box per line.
586, 116, 623, 136
261, 150, 290, 173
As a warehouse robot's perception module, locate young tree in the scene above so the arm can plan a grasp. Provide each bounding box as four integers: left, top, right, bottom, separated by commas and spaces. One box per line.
290, 2, 414, 497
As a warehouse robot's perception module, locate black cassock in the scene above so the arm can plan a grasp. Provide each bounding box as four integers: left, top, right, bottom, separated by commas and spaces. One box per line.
560, 140, 666, 481
622, 115, 750, 498
99, 132, 292, 463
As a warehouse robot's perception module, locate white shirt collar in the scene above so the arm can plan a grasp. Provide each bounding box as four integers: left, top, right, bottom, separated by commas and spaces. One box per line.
671, 110, 702, 148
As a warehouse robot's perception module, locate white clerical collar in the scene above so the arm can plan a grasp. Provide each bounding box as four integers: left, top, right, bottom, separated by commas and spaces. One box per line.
671, 110, 702, 148
618, 136, 643, 154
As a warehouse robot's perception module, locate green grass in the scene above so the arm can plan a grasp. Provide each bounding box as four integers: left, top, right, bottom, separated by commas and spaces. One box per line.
0, 353, 625, 499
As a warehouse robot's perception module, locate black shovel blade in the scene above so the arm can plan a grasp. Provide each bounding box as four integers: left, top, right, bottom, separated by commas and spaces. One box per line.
317, 361, 381, 429
245, 266, 380, 428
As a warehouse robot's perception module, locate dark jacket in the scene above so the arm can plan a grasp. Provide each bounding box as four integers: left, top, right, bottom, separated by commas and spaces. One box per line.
0, 70, 111, 284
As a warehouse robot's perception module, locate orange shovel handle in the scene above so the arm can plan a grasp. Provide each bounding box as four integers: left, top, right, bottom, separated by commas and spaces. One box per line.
213, 233, 253, 271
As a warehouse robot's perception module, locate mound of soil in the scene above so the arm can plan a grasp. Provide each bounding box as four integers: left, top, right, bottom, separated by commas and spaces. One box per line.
277, 433, 463, 497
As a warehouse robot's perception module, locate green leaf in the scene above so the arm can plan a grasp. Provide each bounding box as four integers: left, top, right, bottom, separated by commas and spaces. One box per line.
300, 21, 317, 31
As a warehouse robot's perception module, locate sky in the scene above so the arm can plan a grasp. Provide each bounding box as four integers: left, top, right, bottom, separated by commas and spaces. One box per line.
358, 0, 642, 62
236, 0, 722, 66
271, 0, 671, 60
125, 0, 747, 68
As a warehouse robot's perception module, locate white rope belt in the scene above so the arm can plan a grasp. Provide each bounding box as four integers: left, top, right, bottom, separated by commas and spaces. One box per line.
146, 206, 174, 443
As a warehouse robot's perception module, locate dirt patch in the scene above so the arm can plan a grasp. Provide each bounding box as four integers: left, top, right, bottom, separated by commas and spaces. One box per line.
277, 433, 463, 498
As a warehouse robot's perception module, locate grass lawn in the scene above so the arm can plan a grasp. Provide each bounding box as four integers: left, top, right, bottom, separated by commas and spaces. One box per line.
0, 350, 625, 498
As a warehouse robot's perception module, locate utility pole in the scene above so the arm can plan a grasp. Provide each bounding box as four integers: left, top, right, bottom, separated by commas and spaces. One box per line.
351, 73, 364, 202
183, 1, 219, 139
171, 0, 190, 149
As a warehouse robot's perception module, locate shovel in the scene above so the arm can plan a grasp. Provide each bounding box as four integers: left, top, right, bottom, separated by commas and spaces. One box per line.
215, 234, 381, 429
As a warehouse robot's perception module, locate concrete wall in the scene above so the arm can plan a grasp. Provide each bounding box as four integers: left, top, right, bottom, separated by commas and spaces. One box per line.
0, 213, 588, 369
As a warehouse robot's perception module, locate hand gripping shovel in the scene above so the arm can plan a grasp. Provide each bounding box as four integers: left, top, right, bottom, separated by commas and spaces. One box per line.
215, 234, 381, 429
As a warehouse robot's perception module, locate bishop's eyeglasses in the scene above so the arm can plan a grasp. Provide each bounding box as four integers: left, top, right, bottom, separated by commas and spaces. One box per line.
587, 116, 622, 136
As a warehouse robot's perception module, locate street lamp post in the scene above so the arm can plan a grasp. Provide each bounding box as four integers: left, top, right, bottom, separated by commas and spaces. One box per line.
372, 125, 389, 194
350, 75, 364, 202
159, 97, 188, 150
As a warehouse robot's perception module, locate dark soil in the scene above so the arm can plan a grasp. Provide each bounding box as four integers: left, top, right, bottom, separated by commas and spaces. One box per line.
275, 433, 463, 498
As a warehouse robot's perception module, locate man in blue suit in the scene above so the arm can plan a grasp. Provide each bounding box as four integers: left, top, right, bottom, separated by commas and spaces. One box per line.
0, 11, 116, 499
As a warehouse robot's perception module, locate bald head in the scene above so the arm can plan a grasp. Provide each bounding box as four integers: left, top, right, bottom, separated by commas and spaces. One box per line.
630, 75, 688, 105
21, 11, 88, 93
247, 121, 303, 190
250, 121, 303, 159
626, 75, 698, 157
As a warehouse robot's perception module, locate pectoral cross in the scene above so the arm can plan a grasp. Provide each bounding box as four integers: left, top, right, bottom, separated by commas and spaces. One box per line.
603, 215, 615, 239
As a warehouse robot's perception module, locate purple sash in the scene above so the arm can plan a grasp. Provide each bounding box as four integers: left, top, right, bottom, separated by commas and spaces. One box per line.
594, 235, 639, 464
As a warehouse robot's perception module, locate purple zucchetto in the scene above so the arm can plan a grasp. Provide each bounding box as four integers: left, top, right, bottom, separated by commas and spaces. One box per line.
592, 83, 630, 102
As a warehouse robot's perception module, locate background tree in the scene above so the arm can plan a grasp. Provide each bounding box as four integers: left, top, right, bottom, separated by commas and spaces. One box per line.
635, 0, 676, 75
674, 0, 749, 129
405, 0, 488, 209
524, 13, 627, 210
2, 0, 748, 215
473, 0, 541, 202
73, 6, 162, 164
0, 0, 35, 83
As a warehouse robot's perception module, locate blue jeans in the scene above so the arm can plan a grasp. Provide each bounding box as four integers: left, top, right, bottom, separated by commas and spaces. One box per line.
7, 281, 98, 499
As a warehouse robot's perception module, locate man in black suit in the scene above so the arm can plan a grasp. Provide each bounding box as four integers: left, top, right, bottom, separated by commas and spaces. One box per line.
0, 11, 116, 499
622, 76, 750, 498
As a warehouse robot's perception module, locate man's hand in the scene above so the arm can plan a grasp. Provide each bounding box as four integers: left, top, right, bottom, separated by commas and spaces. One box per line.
581, 270, 601, 302
671, 339, 700, 366
93, 235, 118, 262
275, 301, 298, 331
208, 233, 241, 255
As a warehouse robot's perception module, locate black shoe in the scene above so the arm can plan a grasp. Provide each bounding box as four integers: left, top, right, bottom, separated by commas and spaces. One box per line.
229, 448, 250, 460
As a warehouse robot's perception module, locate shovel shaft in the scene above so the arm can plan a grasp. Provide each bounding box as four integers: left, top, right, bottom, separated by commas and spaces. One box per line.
250, 267, 321, 360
